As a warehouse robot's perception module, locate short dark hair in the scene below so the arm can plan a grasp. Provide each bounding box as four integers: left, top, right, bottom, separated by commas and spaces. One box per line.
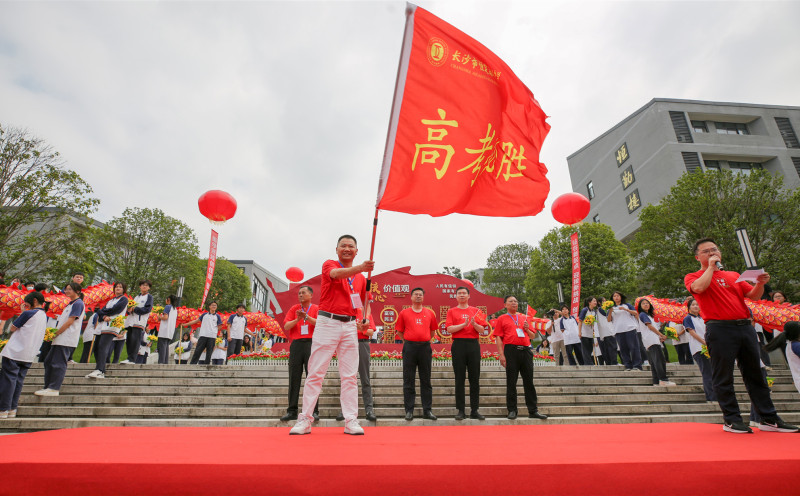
236, 304, 246, 310
456, 286, 470, 295
208, 301, 217, 308
583, 296, 597, 308
561, 305, 570, 312
138, 279, 152, 288
337, 234, 357, 246
685, 297, 696, 310
785, 321, 799, 342
66, 282, 82, 294
693, 237, 717, 254
636, 298, 654, 316
71, 271, 84, 277
166, 295, 177, 305
503, 295, 517, 303
34, 283, 48, 292
299, 285, 313, 294
612, 291, 626, 303
113, 281, 127, 295
24, 291, 45, 306
411, 287, 425, 295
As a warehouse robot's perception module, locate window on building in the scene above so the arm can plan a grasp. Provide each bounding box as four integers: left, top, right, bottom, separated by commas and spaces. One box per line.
691, 120, 708, 133
592, 214, 600, 223
728, 161, 763, 175
792, 157, 800, 177
682, 151, 701, 173
715, 122, 750, 135
775, 117, 800, 148
703, 160, 721, 171
586, 181, 595, 200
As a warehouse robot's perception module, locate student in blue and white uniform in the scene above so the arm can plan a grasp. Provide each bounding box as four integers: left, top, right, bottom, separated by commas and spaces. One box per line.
36, 283, 85, 396
671, 320, 692, 365
86, 282, 129, 379
122, 280, 153, 364
0, 292, 47, 419
211, 330, 228, 365
174, 332, 192, 364
184, 302, 223, 365
79, 313, 100, 363
226, 304, 248, 359
157, 295, 178, 364
597, 297, 619, 365
682, 298, 716, 401
607, 291, 642, 371
135, 330, 153, 364
578, 297, 600, 365
637, 298, 675, 386
555, 306, 584, 366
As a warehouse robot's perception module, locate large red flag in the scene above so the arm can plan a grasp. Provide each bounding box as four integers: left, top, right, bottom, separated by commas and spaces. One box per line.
376, 5, 550, 217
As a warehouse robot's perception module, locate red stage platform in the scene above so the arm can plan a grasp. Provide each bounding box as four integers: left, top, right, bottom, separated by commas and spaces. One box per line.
1, 423, 798, 495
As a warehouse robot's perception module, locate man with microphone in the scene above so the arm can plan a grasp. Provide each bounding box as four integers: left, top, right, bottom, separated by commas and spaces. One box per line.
685, 238, 797, 434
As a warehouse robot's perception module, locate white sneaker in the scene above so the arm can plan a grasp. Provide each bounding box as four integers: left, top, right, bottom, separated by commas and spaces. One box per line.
34, 388, 59, 396
120, 360, 133, 364
659, 380, 676, 386
7, 409, 16, 418
749, 421, 761, 428
289, 416, 312, 435
85, 370, 104, 379
0, 411, 7, 419
344, 418, 364, 435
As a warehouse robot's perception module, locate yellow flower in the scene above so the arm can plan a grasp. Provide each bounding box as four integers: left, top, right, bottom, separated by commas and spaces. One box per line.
44, 328, 58, 342
701, 345, 710, 359
664, 327, 678, 340
152, 306, 164, 314
175, 346, 184, 355
127, 299, 137, 309
766, 377, 774, 388
111, 316, 126, 329
215, 337, 223, 346
583, 315, 596, 326
601, 301, 614, 311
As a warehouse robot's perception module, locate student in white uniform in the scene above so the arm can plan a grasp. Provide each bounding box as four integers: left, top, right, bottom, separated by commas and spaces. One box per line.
211, 331, 228, 365
79, 313, 99, 363
226, 305, 248, 359
36, 283, 85, 396
578, 297, 600, 365
157, 295, 178, 364
637, 298, 675, 386
0, 292, 47, 419
607, 291, 642, 371
174, 332, 192, 364
86, 282, 129, 379
597, 297, 619, 365
547, 311, 567, 365
556, 306, 584, 365
183, 302, 223, 365
122, 280, 153, 364
135, 330, 153, 364
672, 321, 692, 365
683, 298, 715, 401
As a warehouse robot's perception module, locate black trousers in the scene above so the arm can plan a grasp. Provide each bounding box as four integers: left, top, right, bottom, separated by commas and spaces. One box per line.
451, 339, 480, 412
43, 345, 73, 390
190, 336, 215, 365
675, 342, 692, 365
580, 337, 595, 365
504, 344, 538, 413
125, 327, 144, 361
38, 341, 51, 363
402, 341, 433, 412
227, 338, 243, 358
110, 339, 124, 363
94, 334, 116, 373
157, 338, 171, 364
565, 343, 584, 365
646, 345, 668, 384
706, 322, 779, 424
286, 339, 318, 415
693, 352, 716, 401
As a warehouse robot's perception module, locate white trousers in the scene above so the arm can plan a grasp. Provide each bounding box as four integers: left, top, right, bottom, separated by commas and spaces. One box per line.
300, 315, 360, 420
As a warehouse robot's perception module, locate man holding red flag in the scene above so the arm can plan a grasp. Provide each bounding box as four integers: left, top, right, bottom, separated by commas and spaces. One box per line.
494, 296, 548, 420
446, 286, 485, 421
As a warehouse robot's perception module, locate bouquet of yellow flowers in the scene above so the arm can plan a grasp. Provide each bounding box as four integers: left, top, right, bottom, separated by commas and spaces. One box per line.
766, 376, 774, 388
44, 328, 58, 342
215, 336, 223, 346
583, 315, 596, 326
664, 327, 679, 340
175, 346, 184, 355
0, 339, 7, 351
601, 300, 614, 311
127, 299, 138, 309
147, 334, 158, 344
701, 345, 710, 359
110, 315, 126, 329
151, 305, 164, 315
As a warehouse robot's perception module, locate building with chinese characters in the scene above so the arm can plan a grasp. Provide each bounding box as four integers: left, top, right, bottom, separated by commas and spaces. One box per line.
567, 98, 800, 241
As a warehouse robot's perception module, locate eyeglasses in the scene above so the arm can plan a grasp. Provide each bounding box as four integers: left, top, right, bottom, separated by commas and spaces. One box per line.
698, 247, 720, 255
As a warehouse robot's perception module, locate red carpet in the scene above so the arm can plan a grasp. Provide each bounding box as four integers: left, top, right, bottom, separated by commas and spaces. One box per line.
1, 423, 798, 495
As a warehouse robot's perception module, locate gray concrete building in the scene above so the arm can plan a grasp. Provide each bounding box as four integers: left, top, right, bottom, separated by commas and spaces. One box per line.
229, 259, 288, 315
567, 98, 800, 240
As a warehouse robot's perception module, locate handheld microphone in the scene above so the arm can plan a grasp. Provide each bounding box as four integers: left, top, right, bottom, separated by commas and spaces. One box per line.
715, 261, 724, 270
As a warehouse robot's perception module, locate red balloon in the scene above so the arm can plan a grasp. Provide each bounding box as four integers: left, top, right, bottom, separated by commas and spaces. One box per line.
285, 267, 304, 283
461, 278, 474, 288
551, 192, 591, 225
198, 190, 237, 223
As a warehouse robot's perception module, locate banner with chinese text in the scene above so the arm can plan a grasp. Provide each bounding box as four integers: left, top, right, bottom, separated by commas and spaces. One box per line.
376, 4, 550, 217
570, 232, 581, 317
200, 229, 218, 309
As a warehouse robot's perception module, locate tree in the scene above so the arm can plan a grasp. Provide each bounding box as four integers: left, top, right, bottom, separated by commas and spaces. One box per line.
0, 124, 100, 282
91, 208, 199, 300
181, 257, 251, 313
438, 266, 463, 279
629, 169, 800, 300
482, 242, 533, 300
525, 223, 636, 314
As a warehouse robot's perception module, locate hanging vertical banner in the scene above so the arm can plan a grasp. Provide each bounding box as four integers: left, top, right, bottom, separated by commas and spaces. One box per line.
201, 229, 219, 309
570, 232, 581, 317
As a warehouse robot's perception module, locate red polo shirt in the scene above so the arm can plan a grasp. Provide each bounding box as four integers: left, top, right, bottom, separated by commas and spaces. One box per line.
446, 306, 480, 340
494, 313, 531, 346
319, 259, 367, 317
396, 307, 438, 342
284, 303, 319, 341
684, 269, 754, 321
357, 313, 376, 340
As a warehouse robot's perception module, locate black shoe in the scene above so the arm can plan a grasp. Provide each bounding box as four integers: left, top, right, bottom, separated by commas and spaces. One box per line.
723, 422, 753, 434
507, 411, 518, 420
366, 411, 377, 422
469, 411, 485, 420
423, 410, 437, 421
336, 413, 345, 421
529, 410, 548, 420
455, 410, 466, 421
312, 412, 320, 423
405, 411, 414, 421
280, 412, 297, 422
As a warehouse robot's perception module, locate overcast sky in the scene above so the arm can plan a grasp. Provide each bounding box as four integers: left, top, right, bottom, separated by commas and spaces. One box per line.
2, 0, 798, 284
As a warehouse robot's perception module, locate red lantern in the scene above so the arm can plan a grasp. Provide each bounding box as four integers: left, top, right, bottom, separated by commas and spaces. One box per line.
198, 190, 237, 224
285, 267, 304, 283
461, 278, 474, 288
551, 192, 590, 225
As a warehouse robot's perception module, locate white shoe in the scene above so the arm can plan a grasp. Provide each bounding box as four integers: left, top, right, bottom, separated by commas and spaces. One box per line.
36, 389, 60, 396
749, 421, 761, 428
7, 409, 16, 418
0, 411, 7, 419
289, 416, 312, 435
86, 370, 104, 379
68, 360, 76, 364
659, 380, 676, 386
120, 360, 133, 364
344, 418, 364, 435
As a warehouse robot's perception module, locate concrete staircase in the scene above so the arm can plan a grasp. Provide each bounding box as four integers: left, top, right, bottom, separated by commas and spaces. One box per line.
4, 362, 798, 433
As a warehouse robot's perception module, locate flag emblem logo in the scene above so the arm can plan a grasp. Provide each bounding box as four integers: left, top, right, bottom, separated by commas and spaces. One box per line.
427, 37, 448, 66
